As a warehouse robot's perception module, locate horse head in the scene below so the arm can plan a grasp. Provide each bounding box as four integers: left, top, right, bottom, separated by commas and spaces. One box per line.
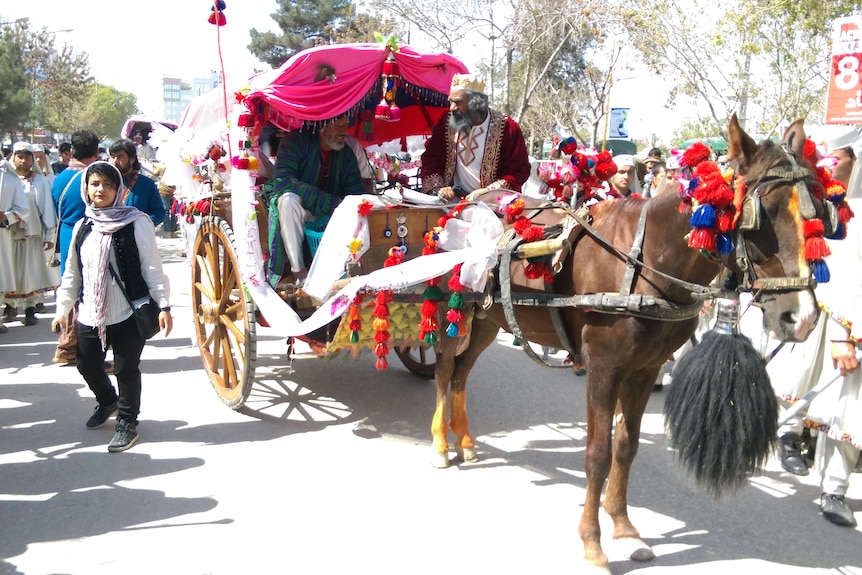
725, 114, 822, 342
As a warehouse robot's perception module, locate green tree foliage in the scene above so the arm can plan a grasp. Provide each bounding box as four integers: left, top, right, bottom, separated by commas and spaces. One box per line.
65, 84, 138, 141
2, 18, 92, 139
0, 31, 31, 142
248, 0, 397, 68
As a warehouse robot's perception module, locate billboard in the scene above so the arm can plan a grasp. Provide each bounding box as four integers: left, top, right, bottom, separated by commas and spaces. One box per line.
609, 108, 630, 139
825, 16, 862, 124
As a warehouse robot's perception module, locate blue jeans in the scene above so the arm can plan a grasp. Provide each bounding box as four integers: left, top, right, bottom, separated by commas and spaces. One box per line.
161, 195, 178, 232
76, 315, 146, 423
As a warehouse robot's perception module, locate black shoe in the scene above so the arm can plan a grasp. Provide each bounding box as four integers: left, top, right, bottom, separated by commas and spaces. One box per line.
779, 432, 809, 476
34, 302, 46, 313
85, 401, 118, 429
23, 307, 38, 326
2, 305, 17, 322
108, 419, 138, 452
821, 493, 857, 527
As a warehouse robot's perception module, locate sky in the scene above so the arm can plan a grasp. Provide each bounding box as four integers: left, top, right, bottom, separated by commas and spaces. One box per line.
3, 1, 690, 145
2, 0, 280, 118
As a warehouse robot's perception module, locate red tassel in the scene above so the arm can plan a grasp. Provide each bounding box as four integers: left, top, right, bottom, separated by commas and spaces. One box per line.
349, 319, 362, 331
374, 342, 389, 356
524, 262, 547, 279
688, 228, 717, 251
716, 209, 735, 233
805, 236, 831, 260
446, 308, 464, 323
375, 356, 388, 370
421, 299, 439, 316
522, 225, 546, 242
373, 330, 391, 343
373, 303, 390, 317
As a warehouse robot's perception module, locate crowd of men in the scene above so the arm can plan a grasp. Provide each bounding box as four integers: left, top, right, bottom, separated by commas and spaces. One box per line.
0, 131, 169, 337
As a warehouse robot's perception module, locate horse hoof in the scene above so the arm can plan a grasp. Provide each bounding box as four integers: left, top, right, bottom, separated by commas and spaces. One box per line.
615, 537, 654, 562
431, 452, 451, 469
456, 446, 479, 463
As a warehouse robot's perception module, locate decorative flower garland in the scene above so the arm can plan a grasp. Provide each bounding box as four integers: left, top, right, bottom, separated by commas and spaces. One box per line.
367, 153, 421, 174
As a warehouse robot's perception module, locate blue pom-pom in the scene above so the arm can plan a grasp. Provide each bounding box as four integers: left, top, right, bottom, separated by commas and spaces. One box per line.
812, 259, 830, 283
717, 233, 733, 255
446, 323, 459, 337
688, 177, 700, 193
211, 0, 227, 10
690, 204, 716, 227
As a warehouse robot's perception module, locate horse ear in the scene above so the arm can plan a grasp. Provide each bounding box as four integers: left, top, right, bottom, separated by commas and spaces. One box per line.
727, 113, 758, 173
782, 118, 806, 157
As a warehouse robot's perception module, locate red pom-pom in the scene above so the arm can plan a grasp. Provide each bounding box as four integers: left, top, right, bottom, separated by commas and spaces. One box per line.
374, 342, 389, 356
375, 290, 393, 304
512, 217, 532, 235
521, 224, 545, 242
688, 228, 717, 251
448, 269, 464, 291
839, 202, 854, 224
207, 11, 226, 25
374, 330, 391, 343
683, 142, 711, 169
694, 173, 734, 208
804, 219, 825, 238
373, 303, 389, 317
524, 262, 547, 279
446, 308, 464, 323
805, 236, 831, 260
803, 139, 818, 167
421, 299, 439, 316
594, 159, 617, 181
694, 161, 720, 177
349, 319, 362, 331
375, 356, 388, 370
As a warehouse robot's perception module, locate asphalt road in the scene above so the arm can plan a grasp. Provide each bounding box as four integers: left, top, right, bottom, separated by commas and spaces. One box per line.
1, 235, 860, 575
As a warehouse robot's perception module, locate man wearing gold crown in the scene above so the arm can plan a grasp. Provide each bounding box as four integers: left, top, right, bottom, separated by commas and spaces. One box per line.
421, 74, 530, 200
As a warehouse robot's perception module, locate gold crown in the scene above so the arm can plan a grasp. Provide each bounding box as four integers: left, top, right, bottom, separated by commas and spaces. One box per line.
451, 74, 486, 93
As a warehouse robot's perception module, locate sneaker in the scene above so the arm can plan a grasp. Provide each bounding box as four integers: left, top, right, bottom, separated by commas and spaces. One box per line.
108, 419, 138, 452
85, 401, 118, 429
23, 307, 38, 326
34, 302, 46, 313
821, 493, 857, 527
2, 305, 16, 322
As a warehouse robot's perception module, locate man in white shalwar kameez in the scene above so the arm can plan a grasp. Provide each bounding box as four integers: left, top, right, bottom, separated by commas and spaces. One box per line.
763, 126, 862, 527
0, 157, 30, 334
2, 143, 57, 326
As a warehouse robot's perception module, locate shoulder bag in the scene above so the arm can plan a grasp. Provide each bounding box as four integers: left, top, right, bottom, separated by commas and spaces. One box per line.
107, 262, 160, 340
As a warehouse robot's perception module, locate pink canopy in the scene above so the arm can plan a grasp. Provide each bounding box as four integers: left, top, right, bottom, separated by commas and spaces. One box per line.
244, 43, 470, 144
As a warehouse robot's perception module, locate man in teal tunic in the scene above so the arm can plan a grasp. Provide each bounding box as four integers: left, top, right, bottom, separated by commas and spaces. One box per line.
268, 115, 364, 285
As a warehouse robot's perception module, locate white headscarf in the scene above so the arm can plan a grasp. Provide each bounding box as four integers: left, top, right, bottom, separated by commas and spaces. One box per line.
80, 161, 149, 348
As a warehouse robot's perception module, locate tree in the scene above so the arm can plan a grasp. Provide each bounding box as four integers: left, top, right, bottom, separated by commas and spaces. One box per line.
0, 31, 31, 142
248, 0, 397, 68
66, 84, 138, 141
621, 0, 860, 141
2, 18, 91, 139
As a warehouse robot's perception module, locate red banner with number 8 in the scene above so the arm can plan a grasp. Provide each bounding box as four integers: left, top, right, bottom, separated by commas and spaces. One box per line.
826, 17, 862, 124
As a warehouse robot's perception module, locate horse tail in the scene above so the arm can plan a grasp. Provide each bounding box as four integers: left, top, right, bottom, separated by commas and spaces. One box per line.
663, 330, 778, 497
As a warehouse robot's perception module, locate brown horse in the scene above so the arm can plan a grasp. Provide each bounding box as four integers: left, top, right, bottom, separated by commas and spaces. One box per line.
430, 115, 824, 573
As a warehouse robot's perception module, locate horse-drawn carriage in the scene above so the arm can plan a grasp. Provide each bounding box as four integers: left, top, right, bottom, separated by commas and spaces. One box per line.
178, 42, 472, 408
174, 41, 844, 575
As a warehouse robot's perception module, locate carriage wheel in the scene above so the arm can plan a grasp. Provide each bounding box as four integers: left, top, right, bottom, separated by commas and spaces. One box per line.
394, 344, 437, 378
191, 216, 257, 409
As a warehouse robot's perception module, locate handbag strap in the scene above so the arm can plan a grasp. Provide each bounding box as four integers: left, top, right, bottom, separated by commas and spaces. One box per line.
107, 262, 135, 310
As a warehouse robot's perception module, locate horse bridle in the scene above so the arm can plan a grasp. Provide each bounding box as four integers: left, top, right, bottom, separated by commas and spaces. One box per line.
733, 143, 835, 294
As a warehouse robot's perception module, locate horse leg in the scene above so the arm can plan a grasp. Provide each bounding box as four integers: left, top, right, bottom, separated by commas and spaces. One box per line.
605, 372, 657, 562
578, 365, 619, 574
431, 332, 458, 469
449, 317, 499, 463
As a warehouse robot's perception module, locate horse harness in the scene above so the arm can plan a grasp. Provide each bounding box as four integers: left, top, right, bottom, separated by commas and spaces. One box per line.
484, 147, 832, 368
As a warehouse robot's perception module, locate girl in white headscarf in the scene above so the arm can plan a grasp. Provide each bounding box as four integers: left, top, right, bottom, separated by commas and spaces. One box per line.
52, 161, 172, 452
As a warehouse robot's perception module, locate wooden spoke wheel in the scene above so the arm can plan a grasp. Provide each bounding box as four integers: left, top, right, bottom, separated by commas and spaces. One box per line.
394, 344, 437, 378
192, 216, 257, 409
